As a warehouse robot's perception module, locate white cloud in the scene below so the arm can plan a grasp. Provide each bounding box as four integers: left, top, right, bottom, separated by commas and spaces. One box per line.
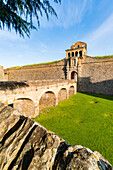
85, 13, 113, 56
0, 28, 25, 41
40, 43, 48, 53
87, 13, 113, 42
39, 0, 92, 28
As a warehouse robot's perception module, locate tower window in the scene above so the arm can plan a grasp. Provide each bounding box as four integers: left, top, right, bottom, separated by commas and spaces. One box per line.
75, 51, 78, 57
72, 52, 74, 57
79, 51, 82, 57
82, 44, 85, 47
78, 45, 80, 48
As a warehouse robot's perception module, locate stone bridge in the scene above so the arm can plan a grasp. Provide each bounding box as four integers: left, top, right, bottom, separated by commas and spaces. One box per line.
0, 80, 77, 118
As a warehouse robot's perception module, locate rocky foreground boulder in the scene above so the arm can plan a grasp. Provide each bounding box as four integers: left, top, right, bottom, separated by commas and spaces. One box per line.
0, 102, 112, 170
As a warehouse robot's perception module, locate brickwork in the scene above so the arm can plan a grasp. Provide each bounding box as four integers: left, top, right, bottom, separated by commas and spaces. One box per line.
0, 80, 77, 117
78, 56, 113, 95
5, 60, 66, 81
58, 88, 67, 102
39, 91, 56, 112
69, 86, 75, 96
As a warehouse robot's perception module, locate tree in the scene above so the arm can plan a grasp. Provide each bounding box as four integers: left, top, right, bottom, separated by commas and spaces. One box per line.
0, 0, 61, 37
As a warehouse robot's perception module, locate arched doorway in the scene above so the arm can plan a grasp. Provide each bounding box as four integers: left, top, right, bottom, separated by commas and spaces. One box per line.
39, 91, 56, 112
71, 71, 76, 79
13, 98, 35, 117
69, 86, 75, 96
58, 88, 67, 102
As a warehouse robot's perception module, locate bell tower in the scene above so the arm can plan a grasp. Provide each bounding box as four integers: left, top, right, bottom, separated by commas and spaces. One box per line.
65, 41, 87, 60
65, 41, 87, 80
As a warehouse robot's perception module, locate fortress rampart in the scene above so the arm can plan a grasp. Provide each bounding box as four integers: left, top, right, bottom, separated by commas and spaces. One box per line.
78, 56, 113, 95
5, 60, 67, 81
1, 41, 113, 96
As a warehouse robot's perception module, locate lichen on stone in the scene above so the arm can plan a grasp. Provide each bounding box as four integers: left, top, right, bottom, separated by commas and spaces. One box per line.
0, 102, 112, 170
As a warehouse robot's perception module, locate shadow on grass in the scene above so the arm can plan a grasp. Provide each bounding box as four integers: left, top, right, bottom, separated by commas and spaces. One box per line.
80, 92, 113, 101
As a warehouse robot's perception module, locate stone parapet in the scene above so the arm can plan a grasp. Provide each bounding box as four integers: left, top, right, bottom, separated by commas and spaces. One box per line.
0, 80, 77, 117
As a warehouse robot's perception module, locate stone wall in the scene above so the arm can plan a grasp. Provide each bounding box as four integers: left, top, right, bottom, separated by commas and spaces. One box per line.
4, 55, 113, 96
5, 60, 67, 81
0, 66, 8, 81
13, 98, 35, 117
0, 80, 77, 117
78, 56, 113, 95
0, 102, 112, 169
39, 91, 56, 112
58, 88, 67, 102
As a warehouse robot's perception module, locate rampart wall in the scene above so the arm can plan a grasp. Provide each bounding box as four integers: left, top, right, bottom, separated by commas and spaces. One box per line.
3, 54, 113, 96
5, 60, 67, 81
78, 57, 113, 95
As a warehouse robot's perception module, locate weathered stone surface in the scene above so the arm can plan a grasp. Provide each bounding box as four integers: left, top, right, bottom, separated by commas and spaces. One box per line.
5, 60, 65, 81
0, 80, 76, 117
0, 102, 112, 170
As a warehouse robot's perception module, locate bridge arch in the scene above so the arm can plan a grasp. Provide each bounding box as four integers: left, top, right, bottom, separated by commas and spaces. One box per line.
13, 98, 35, 117
69, 86, 75, 96
58, 88, 67, 103
39, 91, 56, 112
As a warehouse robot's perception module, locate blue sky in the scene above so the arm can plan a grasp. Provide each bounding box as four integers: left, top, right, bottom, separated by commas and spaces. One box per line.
1, 0, 113, 68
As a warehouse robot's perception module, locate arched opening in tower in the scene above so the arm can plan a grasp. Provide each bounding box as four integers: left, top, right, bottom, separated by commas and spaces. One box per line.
75, 51, 78, 57
78, 45, 80, 48
79, 51, 82, 57
72, 52, 74, 57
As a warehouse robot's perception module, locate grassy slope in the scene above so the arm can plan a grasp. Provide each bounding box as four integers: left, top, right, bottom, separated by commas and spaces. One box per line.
34, 93, 113, 165
8, 60, 61, 69
93, 55, 113, 58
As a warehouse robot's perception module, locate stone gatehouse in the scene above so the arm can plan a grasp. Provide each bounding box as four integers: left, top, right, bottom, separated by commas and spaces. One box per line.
1, 41, 113, 96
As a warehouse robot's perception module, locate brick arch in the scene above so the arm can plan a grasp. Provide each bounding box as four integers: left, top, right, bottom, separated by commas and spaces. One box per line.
13, 98, 35, 117
69, 86, 75, 96
39, 91, 56, 112
58, 88, 67, 103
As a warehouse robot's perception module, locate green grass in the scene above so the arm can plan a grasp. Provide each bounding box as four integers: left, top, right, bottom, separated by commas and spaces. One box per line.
34, 93, 113, 165
93, 55, 113, 58
9, 60, 61, 69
